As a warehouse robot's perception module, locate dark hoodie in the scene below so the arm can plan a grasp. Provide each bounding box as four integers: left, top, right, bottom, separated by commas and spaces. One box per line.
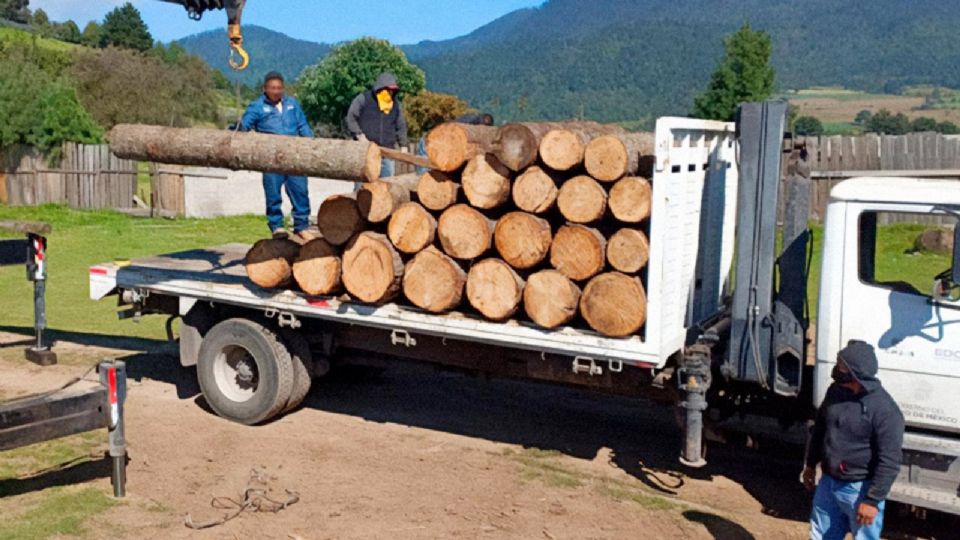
806, 340, 904, 506
345, 72, 409, 147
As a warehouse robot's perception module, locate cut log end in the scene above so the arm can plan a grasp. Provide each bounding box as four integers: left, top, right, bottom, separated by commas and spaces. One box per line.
462, 153, 511, 210
608, 177, 652, 223
292, 238, 341, 296
512, 166, 558, 214
584, 135, 629, 182
403, 246, 467, 313
550, 224, 606, 281
341, 232, 403, 304
357, 181, 411, 224
364, 143, 383, 181
466, 258, 525, 321
417, 171, 459, 211
494, 212, 553, 270
426, 123, 497, 172
540, 129, 585, 171
523, 270, 581, 329
607, 228, 650, 273
557, 175, 608, 223
245, 238, 300, 289
438, 204, 494, 260
493, 123, 538, 171
580, 272, 647, 337
317, 194, 364, 246
387, 202, 437, 254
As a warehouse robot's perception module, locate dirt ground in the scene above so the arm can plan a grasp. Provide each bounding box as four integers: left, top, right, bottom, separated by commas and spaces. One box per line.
0, 331, 954, 540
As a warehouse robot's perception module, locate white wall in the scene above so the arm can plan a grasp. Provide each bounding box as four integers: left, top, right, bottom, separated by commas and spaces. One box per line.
180, 167, 359, 219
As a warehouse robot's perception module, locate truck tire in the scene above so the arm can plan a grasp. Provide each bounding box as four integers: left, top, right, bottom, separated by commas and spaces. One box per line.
280, 330, 314, 413
197, 318, 294, 425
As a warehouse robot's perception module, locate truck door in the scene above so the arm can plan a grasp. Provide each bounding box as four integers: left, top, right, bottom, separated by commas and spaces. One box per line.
838, 204, 960, 434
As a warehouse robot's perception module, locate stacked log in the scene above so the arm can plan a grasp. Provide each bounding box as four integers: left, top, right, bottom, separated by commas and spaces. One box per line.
242, 121, 655, 337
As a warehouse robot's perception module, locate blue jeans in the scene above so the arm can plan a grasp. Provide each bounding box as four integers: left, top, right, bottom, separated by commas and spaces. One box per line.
262, 173, 310, 233
415, 137, 427, 175
810, 474, 885, 540
380, 157, 395, 178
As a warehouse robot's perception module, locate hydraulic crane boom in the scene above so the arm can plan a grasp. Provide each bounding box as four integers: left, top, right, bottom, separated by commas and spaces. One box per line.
157, 0, 249, 70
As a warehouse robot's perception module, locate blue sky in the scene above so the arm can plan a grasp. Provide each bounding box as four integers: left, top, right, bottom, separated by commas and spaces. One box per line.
30, 1, 543, 44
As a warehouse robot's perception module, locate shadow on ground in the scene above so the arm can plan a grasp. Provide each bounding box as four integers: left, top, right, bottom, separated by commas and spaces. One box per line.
0, 454, 125, 498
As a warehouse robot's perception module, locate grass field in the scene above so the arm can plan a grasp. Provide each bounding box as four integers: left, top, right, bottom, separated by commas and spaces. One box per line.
0, 26, 78, 53
784, 86, 960, 131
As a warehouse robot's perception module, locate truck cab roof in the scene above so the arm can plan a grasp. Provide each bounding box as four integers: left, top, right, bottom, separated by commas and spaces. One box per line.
831, 177, 960, 206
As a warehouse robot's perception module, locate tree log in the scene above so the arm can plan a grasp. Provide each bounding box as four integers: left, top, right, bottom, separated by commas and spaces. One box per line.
438, 204, 494, 260
341, 232, 404, 304
462, 153, 511, 209
512, 166, 558, 214
523, 270, 581, 329
494, 212, 553, 270
245, 238, 300, 289
379, 172, 421, 192
108, 124, 381, 181
580, 272, 647, 337
425, 123, 498, 172
539, 123, 625, 172
608, 176, 653, 223
550, 224, 606, 281
357, 181, 410, 224
402, 246, 467, 313
317, 194, 363, 246
466, 258, 525, 321
292, 238, 341, 295
387, 202, 437, 254
607, 228, 650, 274
584, 132, 655, 182
557, 175, 607, 223
491, 123, 541, 172
416, 170, 460, 211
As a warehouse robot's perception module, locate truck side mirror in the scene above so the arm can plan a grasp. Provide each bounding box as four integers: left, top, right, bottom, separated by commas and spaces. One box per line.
953, 225, 960, 285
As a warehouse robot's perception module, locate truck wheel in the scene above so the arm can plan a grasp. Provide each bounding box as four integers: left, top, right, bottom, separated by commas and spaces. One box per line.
280, 330, 314, 413
197, 318, 293, 425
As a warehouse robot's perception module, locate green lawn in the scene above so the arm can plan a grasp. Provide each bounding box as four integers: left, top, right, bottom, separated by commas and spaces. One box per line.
780, 86, 898, 102
0, 205, 266, 340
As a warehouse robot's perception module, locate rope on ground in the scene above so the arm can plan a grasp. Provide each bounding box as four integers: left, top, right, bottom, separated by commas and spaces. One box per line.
184, 468, 301, 530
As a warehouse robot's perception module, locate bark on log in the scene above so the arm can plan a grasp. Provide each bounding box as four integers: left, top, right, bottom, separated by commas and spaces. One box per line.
494, 212, 553, 270
108, 124, 381, 181
416, 170, 460, 211
466, 258, 525, 321
425, 123, 498, 172
462, 153, 511, 209
292, 238, 342, 296
341, 232, 404, 304
557, 175, 607, 223
580, 272, 647, 337
607, 228, 650, 274
387, 202, 437, 254
357, 181, 410, 224
438, 204, 495, 260
402, 246, 467, 313
512, 166, 558, 214
523, 270, 582, 329
584, 132, 655, 182
317, 194, 363, 246
379, 172, 421, 192
245, 238, 300, 289
608, 176, 653, 223
550, 224, 606, 281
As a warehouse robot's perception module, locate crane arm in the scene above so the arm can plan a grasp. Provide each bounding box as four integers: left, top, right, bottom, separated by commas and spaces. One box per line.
157, 0, 249, 70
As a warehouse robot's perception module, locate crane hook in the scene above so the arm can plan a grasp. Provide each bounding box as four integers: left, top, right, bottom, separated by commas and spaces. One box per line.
227, 23, 249, 71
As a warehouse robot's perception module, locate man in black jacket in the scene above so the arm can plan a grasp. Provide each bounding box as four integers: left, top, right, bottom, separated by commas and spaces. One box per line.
345, 72, 409, 178
803, 340, 904, 540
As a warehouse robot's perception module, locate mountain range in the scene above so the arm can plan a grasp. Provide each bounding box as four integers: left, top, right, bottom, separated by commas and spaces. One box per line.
178, 0, 960, 124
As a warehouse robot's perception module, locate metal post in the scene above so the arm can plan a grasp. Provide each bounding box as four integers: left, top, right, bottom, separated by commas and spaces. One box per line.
99, 360, 128, 498
25, 234, 57, 366
678, 345, 711, 468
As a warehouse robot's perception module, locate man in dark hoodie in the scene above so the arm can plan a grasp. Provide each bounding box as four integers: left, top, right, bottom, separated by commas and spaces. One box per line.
804, 340, 904, 540
345, 72, 409, 178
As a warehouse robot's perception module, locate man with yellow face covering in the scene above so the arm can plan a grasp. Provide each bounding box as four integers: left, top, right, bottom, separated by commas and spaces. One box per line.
346, 72, 409, 177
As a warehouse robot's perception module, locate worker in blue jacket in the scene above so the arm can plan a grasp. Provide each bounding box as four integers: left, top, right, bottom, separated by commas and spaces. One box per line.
240, 71, 315, 240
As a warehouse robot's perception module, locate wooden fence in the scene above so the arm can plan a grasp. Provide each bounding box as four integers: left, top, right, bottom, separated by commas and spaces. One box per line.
1, 144, 138, 209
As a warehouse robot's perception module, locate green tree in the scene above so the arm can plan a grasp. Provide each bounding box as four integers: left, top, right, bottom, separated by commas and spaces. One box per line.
793, 116, 824, 136
80, 21, 101, 47
910, 117, 938, 132
937, 121, 959, 135
30, 7, 50, 35
54, 20, 82, 44
693, 24, 775, 121
403, 91, 472, 139
299, 37, 426, 132
854, 110, 873, 125
0, 0, 30, 23
100, 3, 152, 52
866, 109, 910, 134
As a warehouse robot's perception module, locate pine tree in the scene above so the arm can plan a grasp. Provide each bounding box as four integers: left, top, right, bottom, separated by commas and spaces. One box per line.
81, 21, 101, 48
100, 2, 153, 52
693, 24, 775, 121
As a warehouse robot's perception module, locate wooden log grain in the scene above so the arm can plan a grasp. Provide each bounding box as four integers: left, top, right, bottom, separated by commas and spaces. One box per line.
387, 202, 437, 254
580, 272, 647, 337
317, 194, 363, 246
416, 170, 459, 211
523, 270, 582, 329
557, 175, 607, 223
292, 238, 341, 295
341, 232, 404, 304
466, 258, 525, 321
584, 132, 654, 182
245, 238, 300, 289
438, 204, 495, 260
425, 123, 498, 172
357, 181, 410, 224
539, 123, 625, 172
607, 228, 650, 274
108, 124, 381, 181
608, 176, 653, 223
550, 224, 606, 281
494, 212, 553, 270
462, 153, 511, 209
402, 246, 467, 313
512, 166, 558, 214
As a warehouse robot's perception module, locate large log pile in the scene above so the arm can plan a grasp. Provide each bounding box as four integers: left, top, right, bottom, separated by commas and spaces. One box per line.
243, 121, 654, 338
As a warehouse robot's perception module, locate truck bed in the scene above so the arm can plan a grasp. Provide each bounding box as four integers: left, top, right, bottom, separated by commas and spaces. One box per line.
90, 243, 658, 367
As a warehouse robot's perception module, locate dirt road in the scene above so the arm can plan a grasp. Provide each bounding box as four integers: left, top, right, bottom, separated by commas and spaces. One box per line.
0, 332, 952, 539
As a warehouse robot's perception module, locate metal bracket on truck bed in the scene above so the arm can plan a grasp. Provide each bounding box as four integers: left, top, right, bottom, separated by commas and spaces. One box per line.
264, 309, 301, 329
571, 357, 623, 377
390, 329, 417, 348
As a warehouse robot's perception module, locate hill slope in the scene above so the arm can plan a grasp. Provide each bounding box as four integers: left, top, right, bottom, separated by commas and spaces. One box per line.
177, 25, 329, 86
